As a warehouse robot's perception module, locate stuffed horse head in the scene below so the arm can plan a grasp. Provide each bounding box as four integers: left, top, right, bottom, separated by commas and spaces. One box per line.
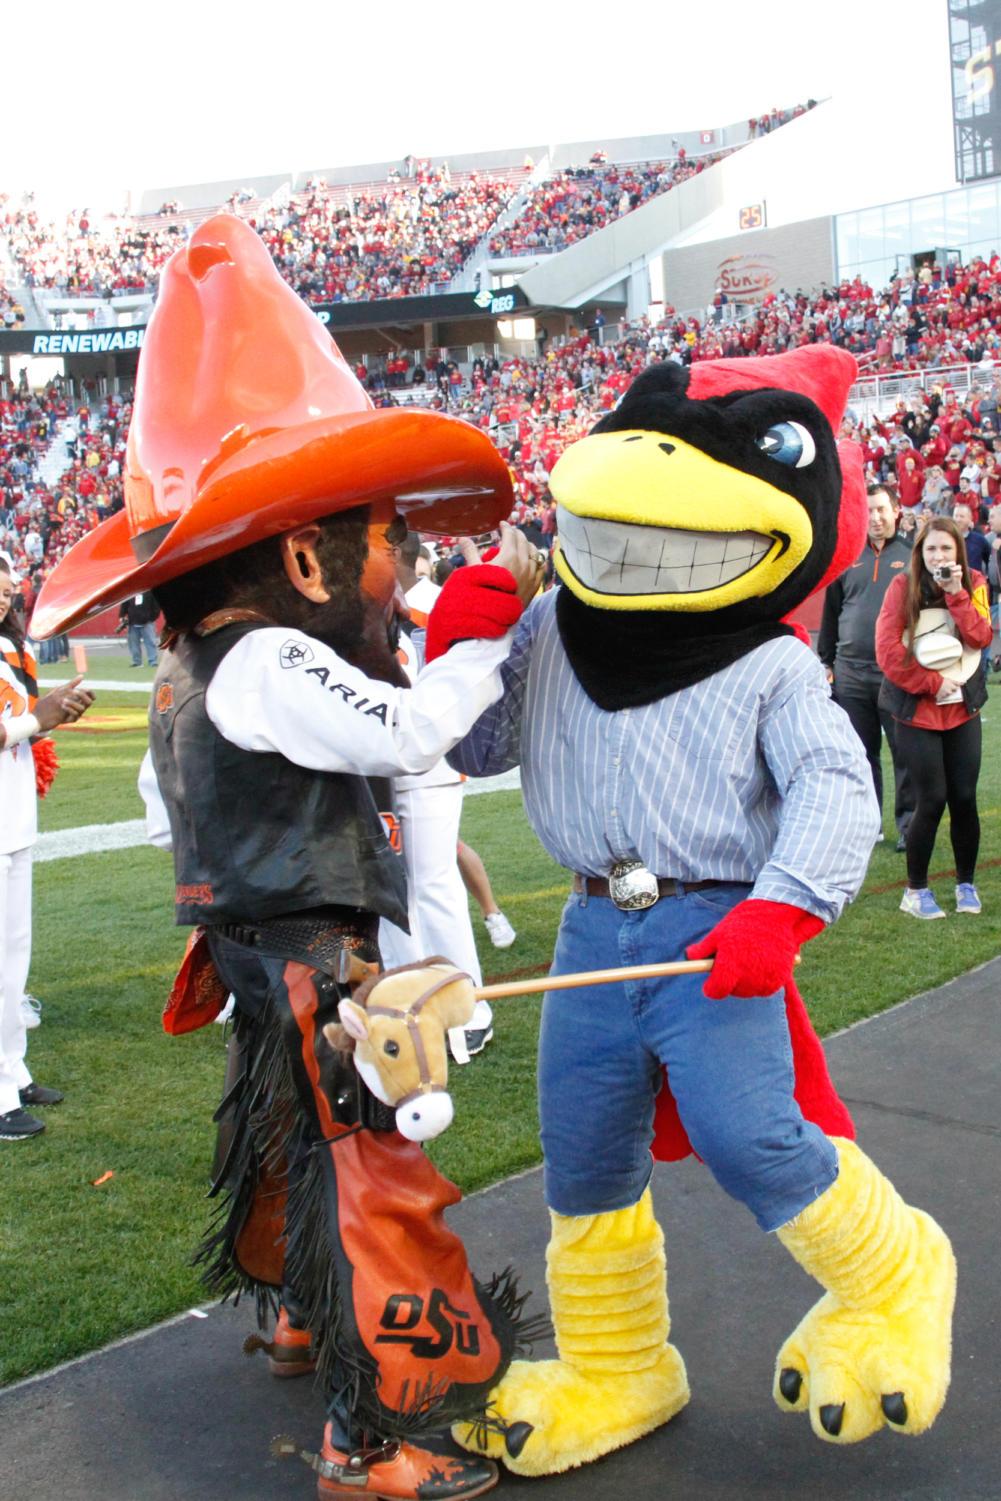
324, 959, 476, 1142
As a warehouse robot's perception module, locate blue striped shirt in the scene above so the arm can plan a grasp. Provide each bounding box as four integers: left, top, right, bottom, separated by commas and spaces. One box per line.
448, 589, 879, 923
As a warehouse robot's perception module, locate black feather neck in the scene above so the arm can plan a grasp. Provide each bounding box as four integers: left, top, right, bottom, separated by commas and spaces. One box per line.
555, 586, 793, 709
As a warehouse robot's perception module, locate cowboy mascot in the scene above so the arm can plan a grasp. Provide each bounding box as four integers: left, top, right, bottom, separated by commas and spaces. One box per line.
32, 215, 543, 1501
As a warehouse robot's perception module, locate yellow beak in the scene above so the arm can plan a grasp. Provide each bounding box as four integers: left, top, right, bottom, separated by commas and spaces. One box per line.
550, 429, 814, 612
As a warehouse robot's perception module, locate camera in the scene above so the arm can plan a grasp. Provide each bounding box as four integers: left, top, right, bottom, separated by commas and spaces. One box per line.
934, 564, 954, 583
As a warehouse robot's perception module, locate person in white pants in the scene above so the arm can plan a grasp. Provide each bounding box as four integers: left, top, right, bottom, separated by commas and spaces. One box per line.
378, 619, 493, 1059
0, 558, 94, 1139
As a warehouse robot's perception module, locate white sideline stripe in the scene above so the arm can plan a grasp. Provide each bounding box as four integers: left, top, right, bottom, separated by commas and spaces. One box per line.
33, 772, 523, 863
40, 677, 152, 693
33, 820, 149, 862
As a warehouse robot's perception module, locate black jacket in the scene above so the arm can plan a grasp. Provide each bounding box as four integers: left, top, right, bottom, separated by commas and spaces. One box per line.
818, 533, 913, 675
148, 622, 407, 929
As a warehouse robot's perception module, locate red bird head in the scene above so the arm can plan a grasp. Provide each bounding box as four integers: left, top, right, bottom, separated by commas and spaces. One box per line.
550, 345, 866, 626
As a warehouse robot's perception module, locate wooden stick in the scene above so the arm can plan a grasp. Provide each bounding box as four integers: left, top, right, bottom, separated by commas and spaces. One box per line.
475, 953, 800, 1001
476, 958, 713, 1001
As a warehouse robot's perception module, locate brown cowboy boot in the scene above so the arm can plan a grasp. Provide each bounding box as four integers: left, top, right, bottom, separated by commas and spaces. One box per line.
244, 1306, 316, 1378
311, 1425, 498, 1500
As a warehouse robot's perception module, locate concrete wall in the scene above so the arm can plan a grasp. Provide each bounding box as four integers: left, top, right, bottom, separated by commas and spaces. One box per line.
662, 216, 836, 312
138, 174, 292, 214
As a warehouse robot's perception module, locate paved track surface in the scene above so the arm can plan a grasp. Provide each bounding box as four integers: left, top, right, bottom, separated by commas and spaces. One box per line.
3, 960, 997, 1501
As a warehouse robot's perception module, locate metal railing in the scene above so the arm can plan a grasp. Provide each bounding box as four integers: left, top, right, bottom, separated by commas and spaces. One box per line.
846, 361, 998, 422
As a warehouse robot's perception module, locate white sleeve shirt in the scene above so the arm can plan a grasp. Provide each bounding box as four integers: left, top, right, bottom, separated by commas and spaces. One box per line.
204, 627, 514, 777
138, 625, 515, 848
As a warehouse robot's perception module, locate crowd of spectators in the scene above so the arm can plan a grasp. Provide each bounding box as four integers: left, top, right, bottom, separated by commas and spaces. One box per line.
747, 100, 817, 137
249, 163, 526, 300
1, 164, 527, 305
1, 195, 183, 296
375, 285, 1001, 550
1, 387, 130, 644
0, 109, 812, 309
486, 152, 728, 258
6, 245, 1001, 617
1, 275, 26, 327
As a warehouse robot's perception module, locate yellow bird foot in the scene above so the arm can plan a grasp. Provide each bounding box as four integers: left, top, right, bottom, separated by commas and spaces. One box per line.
453, 1345, 690, 1476
774, 1209, 956, 1443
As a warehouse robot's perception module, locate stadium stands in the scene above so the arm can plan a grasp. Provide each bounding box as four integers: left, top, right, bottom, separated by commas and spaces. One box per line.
5, 116, 1001, 595
487, 152, 729, 258
6, 250, 1001, 602
1, 165, 529, 303
250, 164, 528, 300
1, 388, 131, 606
0, 108, 812, 309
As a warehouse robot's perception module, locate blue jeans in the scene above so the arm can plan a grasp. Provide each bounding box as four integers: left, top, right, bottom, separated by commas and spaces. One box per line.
128, 622, 158, 666
538, 883, 838, 1230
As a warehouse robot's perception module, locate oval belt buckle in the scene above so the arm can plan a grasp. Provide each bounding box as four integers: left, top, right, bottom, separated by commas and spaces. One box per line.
608, 860, 660, 911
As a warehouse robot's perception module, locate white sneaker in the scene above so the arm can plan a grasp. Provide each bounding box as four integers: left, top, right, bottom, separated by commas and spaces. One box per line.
899, 887, 946, 920
956, 883, 982, 915
448, 1000, 494, 1064
21, 995, 42, 1030
484, 911, 516, 948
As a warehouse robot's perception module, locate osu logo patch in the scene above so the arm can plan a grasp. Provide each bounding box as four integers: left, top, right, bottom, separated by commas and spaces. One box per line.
375, 1290, 481, 1358
280, 639, 314, 669
155, 682, 174, 713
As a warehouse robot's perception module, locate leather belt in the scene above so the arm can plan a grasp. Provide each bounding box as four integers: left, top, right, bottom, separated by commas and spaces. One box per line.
572, 875, 722, 900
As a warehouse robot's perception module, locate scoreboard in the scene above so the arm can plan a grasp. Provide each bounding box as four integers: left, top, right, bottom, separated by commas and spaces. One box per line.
951, 0, 1001, 181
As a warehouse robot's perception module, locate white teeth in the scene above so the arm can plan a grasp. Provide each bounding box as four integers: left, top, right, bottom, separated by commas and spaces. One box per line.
556, 507, 774, 596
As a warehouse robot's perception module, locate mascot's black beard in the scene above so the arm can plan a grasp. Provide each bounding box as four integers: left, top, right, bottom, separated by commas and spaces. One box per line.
153, 506, 371, 656
282, 576, 365, 659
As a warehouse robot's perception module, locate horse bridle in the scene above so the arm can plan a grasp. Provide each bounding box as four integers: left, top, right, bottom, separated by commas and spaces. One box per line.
364, 970, 472, 1109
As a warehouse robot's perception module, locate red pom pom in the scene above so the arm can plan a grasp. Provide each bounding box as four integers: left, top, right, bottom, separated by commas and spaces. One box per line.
32, 736, 60, 798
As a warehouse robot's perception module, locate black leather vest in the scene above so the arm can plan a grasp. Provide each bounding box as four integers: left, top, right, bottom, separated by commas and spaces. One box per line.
148, 622, 407, 929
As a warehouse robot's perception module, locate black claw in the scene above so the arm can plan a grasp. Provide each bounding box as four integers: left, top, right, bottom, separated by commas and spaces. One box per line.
505, 1422, 534, 1459
882, 1392, 908, 1426
779, 1368, 803, 1404
819, 1403, 845, 1437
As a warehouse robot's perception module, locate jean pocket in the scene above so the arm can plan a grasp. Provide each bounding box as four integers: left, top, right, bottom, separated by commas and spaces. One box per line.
687, 883, 751, 917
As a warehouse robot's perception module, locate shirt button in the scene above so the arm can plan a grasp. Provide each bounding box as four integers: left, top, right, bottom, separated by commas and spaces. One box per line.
613, 755, 621, 766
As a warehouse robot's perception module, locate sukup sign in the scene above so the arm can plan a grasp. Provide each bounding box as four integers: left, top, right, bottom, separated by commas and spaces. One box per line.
715, 254, 778, 304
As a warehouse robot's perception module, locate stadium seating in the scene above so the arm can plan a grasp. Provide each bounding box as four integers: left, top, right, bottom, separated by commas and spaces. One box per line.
487, 153, 728, 258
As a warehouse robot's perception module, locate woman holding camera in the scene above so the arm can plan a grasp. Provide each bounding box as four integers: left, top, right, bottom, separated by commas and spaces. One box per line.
875, 517, 993, 919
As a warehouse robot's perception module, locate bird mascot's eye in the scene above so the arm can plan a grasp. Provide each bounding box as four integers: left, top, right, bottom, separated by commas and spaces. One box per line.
383, 1039, 400, 1058
756, 421, 816, 469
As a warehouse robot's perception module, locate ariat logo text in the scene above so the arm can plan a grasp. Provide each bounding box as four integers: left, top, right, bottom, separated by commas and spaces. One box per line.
375, 1290, 481, 1358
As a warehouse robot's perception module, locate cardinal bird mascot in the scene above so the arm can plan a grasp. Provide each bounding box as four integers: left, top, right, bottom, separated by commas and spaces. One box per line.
30, 215, 546, 1501
428, 347, 957, 1475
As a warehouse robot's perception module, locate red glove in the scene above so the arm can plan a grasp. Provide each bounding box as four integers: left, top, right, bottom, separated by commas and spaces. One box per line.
686, 899, 824, 1000
424, 563, 524, 664
32, 736, 60, 799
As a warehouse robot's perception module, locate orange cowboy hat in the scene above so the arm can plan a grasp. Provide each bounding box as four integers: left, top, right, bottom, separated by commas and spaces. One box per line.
31, 214, 512, 638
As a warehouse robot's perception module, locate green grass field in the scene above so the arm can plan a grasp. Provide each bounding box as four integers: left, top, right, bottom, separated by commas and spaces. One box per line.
2, 658, 1000, 1386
